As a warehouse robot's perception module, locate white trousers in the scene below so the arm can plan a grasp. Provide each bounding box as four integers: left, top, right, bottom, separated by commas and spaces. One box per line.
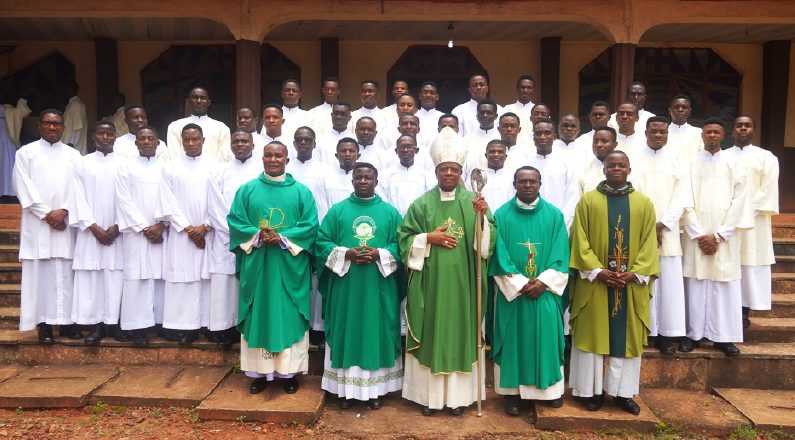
241, 331, 309, 379
72, 269, 124, 325
649, 256, 686, 337
209, 273, 238, 331
684, 277, 743, 343
120, 279, 164, 330
402, 352, 486, 410
20, 259, 74, 330
162, 280, 211, 330
309, 273, 324, 331
569, 347, 641, 399
494, 364, 565, 400
741, 265, 772, 310
321, 347, 403, 400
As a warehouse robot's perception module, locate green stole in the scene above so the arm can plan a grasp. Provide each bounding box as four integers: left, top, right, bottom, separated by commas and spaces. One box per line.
227, 173, 319, 352
488, 196, 569, 389
397, 185, 496, 374
601, 182, 632, 358
315, 194, 404, 370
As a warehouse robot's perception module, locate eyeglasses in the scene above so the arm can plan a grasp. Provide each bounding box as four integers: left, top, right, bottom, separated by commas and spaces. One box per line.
40, 121, 64, 127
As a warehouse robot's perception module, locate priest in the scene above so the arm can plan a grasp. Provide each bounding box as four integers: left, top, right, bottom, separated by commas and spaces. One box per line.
489, 166, 570, 415
569, 150, 659, 415
399, 127, 496, 416
316, 162, 404, 410
228, 141, 318, 395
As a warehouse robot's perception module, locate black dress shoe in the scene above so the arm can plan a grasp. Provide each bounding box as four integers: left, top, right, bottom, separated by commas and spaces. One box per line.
614, 396, 641, 415
544, 397, 564, 408
108, 324, 130, 342
178, 330, 198, 347
504, 396, 521, 416
449, 406, 465, 416
159, 327, 179, 342
654, 336, 676, 354
421, 406, 436, 416
282, 377, 299, 394
678, 337, 699, 352
218, 328, 239, 349
249, 377, 268, 394
132, 329, 149, 347
84, 323, 106, 345
37, 323, 54, 344
368, 398, 382, 410
713, 342, 741, 356
59, 324, 83, 339
206, 330, 220, 343
338, 398, 354, 409
582, 393, 604, 411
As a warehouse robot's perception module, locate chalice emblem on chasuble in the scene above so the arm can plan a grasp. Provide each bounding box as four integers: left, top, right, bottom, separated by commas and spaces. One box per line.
258, 207, 286, 230
352, 216, 377, 247
517, 240, 540, 280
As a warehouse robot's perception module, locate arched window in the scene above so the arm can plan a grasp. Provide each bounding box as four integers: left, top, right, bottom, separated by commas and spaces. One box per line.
579, 47, 741, 131
387, 45, 488, 113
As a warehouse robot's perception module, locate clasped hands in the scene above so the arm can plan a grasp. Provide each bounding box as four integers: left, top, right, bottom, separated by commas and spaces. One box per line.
89, 223, 120, 246
258, 226, 281, 247
519, 278, 548, 299
596, 269, 638, 289
43, 209, 68, 231
344, 246, 379, 265
695, 234, 719, 256
143, 222, 166, 244
185, 224, 211, 249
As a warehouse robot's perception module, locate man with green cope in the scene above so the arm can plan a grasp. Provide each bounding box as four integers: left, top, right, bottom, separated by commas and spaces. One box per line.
316, 162, 404, 411
399, 126, 496, 416
489, 166, 570, 416
227, 141, 319, 396
569, 150, 659, 416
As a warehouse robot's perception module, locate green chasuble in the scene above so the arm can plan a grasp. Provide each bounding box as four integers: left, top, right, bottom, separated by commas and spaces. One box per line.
398, 185, 496, 374
569, 182, 660, 358
488, 196, 569, 390
227, 173, 318, 352
315, 194, 404, 371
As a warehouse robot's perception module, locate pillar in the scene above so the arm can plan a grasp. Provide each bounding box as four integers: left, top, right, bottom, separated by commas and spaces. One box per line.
761, 40, 790, 149
610, 43, 636, 109
94, 38, 118, 119
235, 39, 261, 113
540, 37, 561, 120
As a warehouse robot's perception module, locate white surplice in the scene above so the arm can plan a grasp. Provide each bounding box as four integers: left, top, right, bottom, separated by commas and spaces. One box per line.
608, 109, 655, 136
724, 144, 779, 310
115, 155, 169, 329
62, 96, 88, 154
307, 102, 334, 135
452, 99, 504, 138
113, 133, 168, 161
0, 98, 31, 196
553, 138, 591, 174
682, 149, 749, 343
351, 106, 386, 133
166, 114, 232, 163
106, 106, 128, 137
631, 144, 692, 337
378, 163, 435, 216
668, 122, 702, 161
316, 128, 355, 166
158, 153, 215, 330
469, 167, 515, 213
416, 107, 444, 143
616, 131, 645, 157
281, 106, 310, 141
324, 166, 355, 207
503, 100, 534, 143
528, 151, 579, 229
69, 151, 125, 325
578, 156, 604, 195
207, 156, 262, 331
13, 139, 80, 330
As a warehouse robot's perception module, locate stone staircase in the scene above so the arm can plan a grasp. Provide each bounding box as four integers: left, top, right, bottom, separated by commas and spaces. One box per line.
0, 203, 794, 434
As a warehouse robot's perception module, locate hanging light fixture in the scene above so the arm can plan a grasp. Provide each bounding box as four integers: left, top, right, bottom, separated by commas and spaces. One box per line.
447, 22, 454, 48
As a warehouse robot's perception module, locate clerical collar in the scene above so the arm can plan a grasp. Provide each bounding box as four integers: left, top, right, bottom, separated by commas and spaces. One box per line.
733, 143, 754, 150
354, 194, 376, 200
476, 127, 495, 135
339, 167, 353, 175
536, 150, 553, 159
332, 128, 348, 136
264, 133, 282, 141
359, 142, 373, 150
282, 106, 301, 112
597, 181, 634, 196
400, 162, 415, 169
138, 155, 156, 162
440, 188, 456, 201
513, 100, 534, 109
263, 172, 285, 181
516, 197, 539, 209
298, 156, 314, 164
643, 144, 666, 155
41, 139, 60, 147
235, 155, 253, 164
488, 166, 504, 174
190, 114, 209, 121
184, 154, 203, 161
617, 132, 636, 141
418, 108, 436, 114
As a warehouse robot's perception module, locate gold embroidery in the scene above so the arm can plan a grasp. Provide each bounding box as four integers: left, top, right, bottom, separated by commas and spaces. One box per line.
352, 216, 377, 247
440, 217, 464, 239
517, 240, 541, 280
607, 214, 628, 317
258, 207, 286, 230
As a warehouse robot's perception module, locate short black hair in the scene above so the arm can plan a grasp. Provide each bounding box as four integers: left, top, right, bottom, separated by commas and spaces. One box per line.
670, 94, 692, 105
477, 99, 498, 110
181, 123, 203, 135
516, 75, 535, 86
262, 103, 283, 115
337, 137, 359, 152
533, 118, 556, 130
486, 139, 507, 149
294, 126, 316, 138
124, 104, 145, 114
281, 79, 301, 88
333, 100, 352, 111
594, 125, 617, 141
361, 80, 380, 89
94, 119, 116, 130
591, 101, 610, 110
646, 116, 670, 128
134, 125, 158, 136
513, 165, 541, 183
420, 80, 438, 90
353, 162, 378, 179
703, 117, 725, 128
499, 112, 520, 123
39, 108, 64, 119
439, 113, 458, 123
231, 128, 253, 138
531, 102, 550, 112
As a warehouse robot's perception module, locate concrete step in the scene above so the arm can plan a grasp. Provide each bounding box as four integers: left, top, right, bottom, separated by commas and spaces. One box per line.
0, 284, 20, 307
773, 272, 795, 295
0, 245, 18, 263
0, 307, 18, 330
714, 388, 795, 434
0, 329, 324, 372
755, 293, 795, 318
0, 229, 19, 246
744, 317, 795, 342
0, 205, 20, 230
773, 255, 795, 273
642, 342, 795, 391
774, 237, 795, 256
0, 263, 20, 285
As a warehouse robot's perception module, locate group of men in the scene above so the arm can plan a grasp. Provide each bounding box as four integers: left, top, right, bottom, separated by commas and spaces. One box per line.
11, 73, 778, 418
